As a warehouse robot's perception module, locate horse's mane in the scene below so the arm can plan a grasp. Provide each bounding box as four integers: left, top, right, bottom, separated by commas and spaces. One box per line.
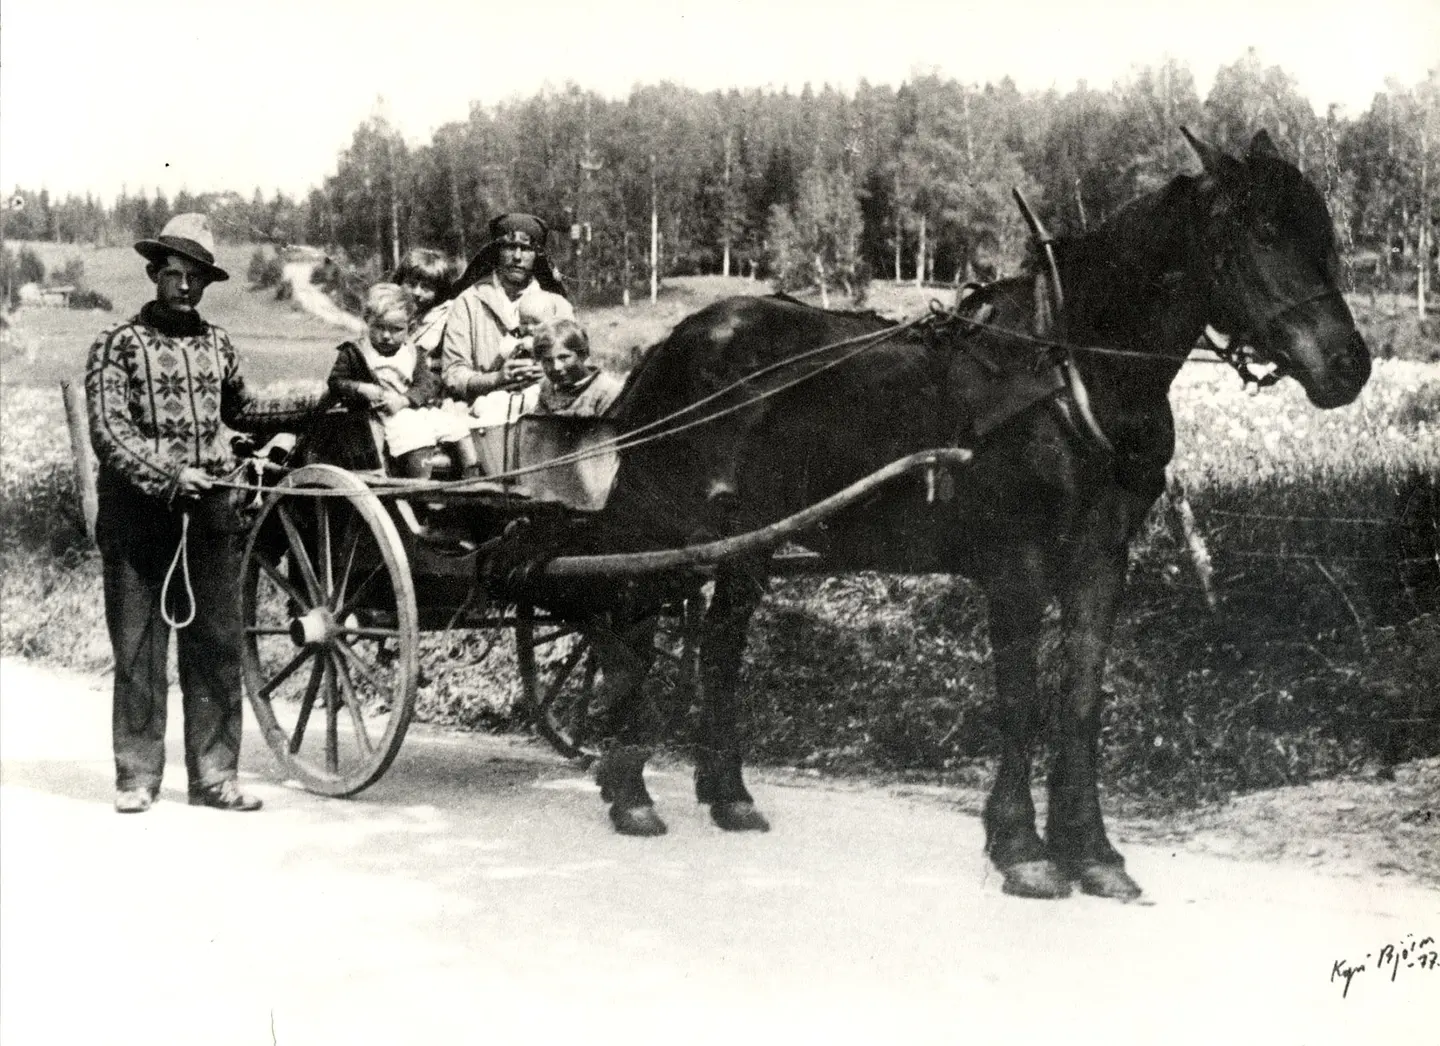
766, 291, 898, 326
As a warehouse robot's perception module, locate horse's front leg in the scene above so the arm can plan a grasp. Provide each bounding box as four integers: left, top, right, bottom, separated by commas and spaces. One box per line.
695, 565, 770, 832
983, 549, 1069, 898
588, 611, 666, 836
1049, 498, 1143, 900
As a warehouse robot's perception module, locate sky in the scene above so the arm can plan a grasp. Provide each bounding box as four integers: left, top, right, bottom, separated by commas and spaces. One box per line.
2, 0, 1437, 204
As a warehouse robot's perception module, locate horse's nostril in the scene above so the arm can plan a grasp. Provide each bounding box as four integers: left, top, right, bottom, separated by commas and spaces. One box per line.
1343, 332, 1372, 381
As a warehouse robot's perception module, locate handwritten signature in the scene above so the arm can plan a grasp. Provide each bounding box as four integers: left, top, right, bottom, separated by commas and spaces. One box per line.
1331, 933, 1438, 998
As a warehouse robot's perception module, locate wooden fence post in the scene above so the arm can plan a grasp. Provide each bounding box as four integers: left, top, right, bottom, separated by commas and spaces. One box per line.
1166, 470, 1215, 610
61, 380, 98, 545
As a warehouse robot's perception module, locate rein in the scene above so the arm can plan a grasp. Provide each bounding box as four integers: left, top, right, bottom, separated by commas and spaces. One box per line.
210, 270, 1328, 501
207, 315, 934, 500
208, 298, 1243, 503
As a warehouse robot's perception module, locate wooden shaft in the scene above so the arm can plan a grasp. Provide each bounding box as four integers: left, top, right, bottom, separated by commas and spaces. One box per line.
541, 449, 973, 578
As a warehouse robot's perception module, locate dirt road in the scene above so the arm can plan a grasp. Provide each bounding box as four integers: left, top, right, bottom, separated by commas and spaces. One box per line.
281, 260, 364, 334
1, 656, 1434, 1046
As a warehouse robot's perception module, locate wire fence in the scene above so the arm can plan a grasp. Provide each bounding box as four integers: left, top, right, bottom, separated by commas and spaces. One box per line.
1149, 474, 1439, 630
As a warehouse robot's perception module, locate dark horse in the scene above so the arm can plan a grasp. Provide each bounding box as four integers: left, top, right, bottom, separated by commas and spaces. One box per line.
543, 129, 1370, 900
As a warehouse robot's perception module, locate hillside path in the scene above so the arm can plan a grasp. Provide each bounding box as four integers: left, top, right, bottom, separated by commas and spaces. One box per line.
1, 656, 1435, 1046
282, 259, 364, 334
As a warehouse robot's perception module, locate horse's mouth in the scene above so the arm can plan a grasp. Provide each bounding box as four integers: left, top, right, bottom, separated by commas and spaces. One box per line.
1286, 331, 1372, 408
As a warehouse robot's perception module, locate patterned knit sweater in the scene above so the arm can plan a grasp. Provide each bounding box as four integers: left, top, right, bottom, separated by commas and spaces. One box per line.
85, 302, 313, 501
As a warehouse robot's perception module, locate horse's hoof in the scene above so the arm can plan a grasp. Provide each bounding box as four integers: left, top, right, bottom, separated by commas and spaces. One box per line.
1075, 863, 1142, 901
609, 804, 668, 837
710, 801, 770, 833
1000, 860, 1072, 899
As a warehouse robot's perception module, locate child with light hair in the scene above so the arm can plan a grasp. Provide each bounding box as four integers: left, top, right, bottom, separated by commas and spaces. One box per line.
532, 319, 624, 417
327, 283, 481, 479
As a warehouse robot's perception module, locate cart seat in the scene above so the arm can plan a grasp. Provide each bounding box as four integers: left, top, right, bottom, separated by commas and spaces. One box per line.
295, 406, 480, 485
473, 414, 619, 512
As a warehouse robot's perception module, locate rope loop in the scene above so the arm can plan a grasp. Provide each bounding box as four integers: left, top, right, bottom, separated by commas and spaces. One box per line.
161, 512, 197, 630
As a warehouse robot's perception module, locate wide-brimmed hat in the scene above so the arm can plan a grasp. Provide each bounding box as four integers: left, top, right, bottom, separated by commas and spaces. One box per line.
458, 212, 567, 296
134, 213, 229, 282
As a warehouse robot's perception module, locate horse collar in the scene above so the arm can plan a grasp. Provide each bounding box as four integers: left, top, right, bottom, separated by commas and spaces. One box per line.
1030, 266, 1115, 457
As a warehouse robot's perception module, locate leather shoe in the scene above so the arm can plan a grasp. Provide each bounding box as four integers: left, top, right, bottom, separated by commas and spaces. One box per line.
188, 780, 263, 812
115, 787, 156, 814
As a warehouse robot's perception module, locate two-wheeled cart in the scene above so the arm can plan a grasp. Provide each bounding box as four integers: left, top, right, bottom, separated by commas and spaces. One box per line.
238, 403, 969, 796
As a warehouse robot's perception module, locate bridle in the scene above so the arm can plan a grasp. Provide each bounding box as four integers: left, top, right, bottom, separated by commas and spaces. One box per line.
1204, 287, 1345, 389
1199, 182, 1348, 390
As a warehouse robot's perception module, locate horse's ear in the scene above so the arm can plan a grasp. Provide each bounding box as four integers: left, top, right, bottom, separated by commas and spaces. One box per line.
1247, 129, 1282, 161
1180, 126, 1227, 175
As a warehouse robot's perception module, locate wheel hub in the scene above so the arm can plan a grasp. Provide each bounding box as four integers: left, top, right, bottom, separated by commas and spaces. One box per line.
289, 607, 338, 647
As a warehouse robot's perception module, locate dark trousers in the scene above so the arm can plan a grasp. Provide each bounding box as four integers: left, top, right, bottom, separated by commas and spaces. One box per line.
98, 475, 246, 792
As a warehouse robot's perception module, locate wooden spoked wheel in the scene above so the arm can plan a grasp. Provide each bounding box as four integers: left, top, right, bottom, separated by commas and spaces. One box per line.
515, 591, 704, 765
514, 606, 601, 766
240, 464, 419, 796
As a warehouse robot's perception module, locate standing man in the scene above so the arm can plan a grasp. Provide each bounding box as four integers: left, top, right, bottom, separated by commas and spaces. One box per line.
86, 214, 309, 813
441, 213, 574, 415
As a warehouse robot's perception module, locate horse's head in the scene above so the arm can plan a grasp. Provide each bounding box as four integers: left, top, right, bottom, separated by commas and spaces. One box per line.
1184, 127, 1371, 408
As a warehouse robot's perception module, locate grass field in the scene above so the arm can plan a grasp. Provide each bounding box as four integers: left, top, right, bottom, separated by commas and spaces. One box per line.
2, 241, 345, 390
3, 247, 1438, 810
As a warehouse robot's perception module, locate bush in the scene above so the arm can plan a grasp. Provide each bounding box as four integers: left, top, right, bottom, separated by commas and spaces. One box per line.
0, 458, 90, 558
16, 246, 45, 287
67, 289, 113, 311
54, 258, 86, 287
310, 253, 377, 316
247, 248, 284, 290
1, 247, 17, 308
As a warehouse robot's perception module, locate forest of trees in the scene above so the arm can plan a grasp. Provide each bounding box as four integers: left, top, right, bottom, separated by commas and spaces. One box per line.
5, 50, 1438, 306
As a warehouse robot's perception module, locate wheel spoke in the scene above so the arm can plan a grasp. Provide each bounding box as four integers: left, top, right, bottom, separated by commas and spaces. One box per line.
246, 625, 295, 637
334, 564, 387, 622
276, 502, 324, 603
533, 625, 579, 645
289, 658, 324, 754
259, 645, 314, 700
317, 501, 335, 599
255, 553, 310, 610
331, 520, 363, 613
542, 644, 587, 703
332, 638, 386, 696
338, 626, 402, 641
333, 656, 376, 755
651, 643, 683, 665
325, 659, 340, 773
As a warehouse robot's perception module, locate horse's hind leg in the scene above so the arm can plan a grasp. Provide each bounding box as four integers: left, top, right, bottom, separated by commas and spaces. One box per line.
983, 551, 1070, 898
588, 613, 667, 837
1049, 508, 1142, 900
695, 566, 770, 832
